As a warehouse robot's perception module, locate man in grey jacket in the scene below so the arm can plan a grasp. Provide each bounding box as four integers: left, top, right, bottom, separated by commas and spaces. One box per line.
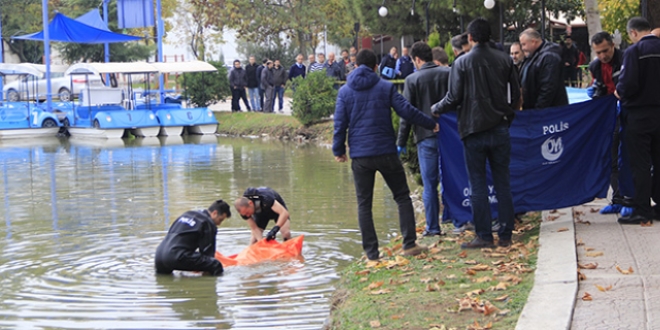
228, 60, 250, 112
260, 61, 275, 113
271, 59, 287, 112
397, 41, 450, 238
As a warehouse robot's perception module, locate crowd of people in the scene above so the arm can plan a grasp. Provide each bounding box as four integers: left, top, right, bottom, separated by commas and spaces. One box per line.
334, 16, 660, 260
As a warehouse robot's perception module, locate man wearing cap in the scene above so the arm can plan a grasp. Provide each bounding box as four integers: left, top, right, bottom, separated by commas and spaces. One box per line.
234, 187, 292, 244
155, 199, 231, 276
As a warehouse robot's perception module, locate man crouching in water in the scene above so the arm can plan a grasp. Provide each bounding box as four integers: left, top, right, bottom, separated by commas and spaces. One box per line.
234, 187, 292, 244
155, 200, 231, 276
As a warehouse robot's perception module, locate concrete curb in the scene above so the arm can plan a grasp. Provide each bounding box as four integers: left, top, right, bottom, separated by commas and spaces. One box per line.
515, 208, 577, 330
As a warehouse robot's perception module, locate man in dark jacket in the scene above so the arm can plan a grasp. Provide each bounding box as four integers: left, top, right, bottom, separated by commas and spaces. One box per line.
395, 46, 415, 80
261, 61, 275, 113
271, 59, 287, 112
155, 200, 231, 275
235, 187, 291, 244
245, 56, 261, 111
325, 52, 345, 81
333, 48, 438, 261
379, 47, 398, 79
256, 59, 268, 111
615, 17, 660, 225
397, 41, 450, 237
431, 18, 521, 249
228, 60, 250, 112
519, 28, 568, 109
588, 32, 629, 215
288, 54, 306, 81
561, 36, 580, 87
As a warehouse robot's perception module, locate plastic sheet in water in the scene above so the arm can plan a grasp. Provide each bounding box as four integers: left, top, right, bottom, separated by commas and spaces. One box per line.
215, 235, 304, 266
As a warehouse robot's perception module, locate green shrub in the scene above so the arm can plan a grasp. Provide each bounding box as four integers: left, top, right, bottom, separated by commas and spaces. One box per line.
289, 71, 338, 126
179, 61, 231, 107
427, 32, 441, 48
444, 39, 456, 66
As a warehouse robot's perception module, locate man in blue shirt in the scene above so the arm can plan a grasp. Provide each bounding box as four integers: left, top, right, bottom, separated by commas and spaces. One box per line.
333, 48, 439, 261
615, 17, 660, 225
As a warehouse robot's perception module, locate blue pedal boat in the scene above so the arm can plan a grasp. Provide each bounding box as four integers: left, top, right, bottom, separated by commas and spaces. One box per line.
0, 64, 61, 139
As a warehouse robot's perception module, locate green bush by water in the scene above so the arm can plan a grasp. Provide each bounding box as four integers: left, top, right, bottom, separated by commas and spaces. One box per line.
179, 61, 231, 107
289, 71, 338, 126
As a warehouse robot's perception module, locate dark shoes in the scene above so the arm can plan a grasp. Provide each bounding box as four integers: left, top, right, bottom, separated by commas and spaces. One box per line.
422, 230, 444, 237
618, 214, 652, 225
402, 244, 428, 256
498, 239, 512, 248
461, 237, 496, 249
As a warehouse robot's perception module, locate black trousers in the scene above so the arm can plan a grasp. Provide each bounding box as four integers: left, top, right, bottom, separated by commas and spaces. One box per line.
155, 251, 224, 276
624, 107, 660, 219
351, 153, 417, 260
259, 88, 265, 110
610, 116, 624, 205
231, 88, 250, 111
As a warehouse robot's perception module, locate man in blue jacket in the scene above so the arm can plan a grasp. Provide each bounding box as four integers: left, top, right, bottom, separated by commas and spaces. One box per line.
333, 48, 439, 261
615, 17, 660, 225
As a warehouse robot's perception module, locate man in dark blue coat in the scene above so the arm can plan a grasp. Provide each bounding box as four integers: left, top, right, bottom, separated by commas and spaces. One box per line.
615, 17, 660, 225
333, 48, 439, 261
155, 200, 231, 275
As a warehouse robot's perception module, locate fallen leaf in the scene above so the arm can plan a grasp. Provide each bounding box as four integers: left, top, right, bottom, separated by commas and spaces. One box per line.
367, 281, 384, 290
420, 277, 434, 284
595, 284, 612, 292
391, 314, 404, 320
491, 259, 505, 266
578, 271, 587, 281
578, 262, 598, 269
458, 251, 468, 258
464, 260, 478, 265
437, 280, 446, 286
369, 320, 381, 328
389, 278, 410, 285
426, 284, 437, 292
423, 264, 434, 270
576, 238, 585, 246
585, 247, 595, 251
370, 289, 392, 295
466, 289, 484, 297
428, 325, 447, 330
557, 227, 569, 232
409, 287, 417, 293
355, 270, 370, 276
547, 215, 559, 221
641, 221, 653, 227
582, 292, 593, 301
446, 274, 457, 280
359, 277, 369, 282
475, 276, 492, 283
469, 264, 490, 271
586, 251, 604, 257
365, 260, 382, 268
616, 265, 634, 275
498, 309, 510, 316
392, 243, 403, 251
383, 247, 393, 257
550, 209, 558, 214
483, 304, 498, 316
494, 294, 509, 301
429, 247, 442, 254
590, 208, 599, 213
457, 297, 473, 311
402, 271, 416, 277
494, 282, 508, 290
465, 269, 477, 276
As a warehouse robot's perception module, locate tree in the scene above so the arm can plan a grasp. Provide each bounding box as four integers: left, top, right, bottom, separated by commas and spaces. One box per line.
597, 0, 638, 43
170, 0, 224, 60
236, 37, 298, 68
0, 0, 45, 63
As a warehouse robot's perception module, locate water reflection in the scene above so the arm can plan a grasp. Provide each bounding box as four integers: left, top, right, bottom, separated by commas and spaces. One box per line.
0, 136, 408, 329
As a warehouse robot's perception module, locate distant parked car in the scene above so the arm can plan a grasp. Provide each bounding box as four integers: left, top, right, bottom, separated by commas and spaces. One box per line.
3, 72, 103, 102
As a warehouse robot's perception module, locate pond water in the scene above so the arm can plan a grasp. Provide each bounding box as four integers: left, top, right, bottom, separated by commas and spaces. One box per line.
0, 136, 411, 329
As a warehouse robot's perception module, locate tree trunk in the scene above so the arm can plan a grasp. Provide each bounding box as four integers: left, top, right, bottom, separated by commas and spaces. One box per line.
584, 0, 602, 44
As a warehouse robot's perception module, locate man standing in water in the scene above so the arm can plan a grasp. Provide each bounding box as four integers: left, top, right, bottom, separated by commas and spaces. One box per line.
234, 187, 292, 244
155, 200, 231, 276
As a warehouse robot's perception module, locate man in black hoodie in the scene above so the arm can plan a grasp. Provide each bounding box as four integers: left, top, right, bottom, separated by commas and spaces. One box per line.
519, 28, 568, 109
245, 56, 261, 111
155, 200, 231, 276
228, 60, 250, 112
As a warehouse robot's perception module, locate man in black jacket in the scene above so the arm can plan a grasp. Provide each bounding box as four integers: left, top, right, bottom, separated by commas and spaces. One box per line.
588, 32, 628, 215
561, 36, 579, 87
379, 47, 398, 80
234, 187, 291, 244
245, 56, 261, 111
261, 61, 275, 113
615, 17, 660, 225
397, 41, 449, 237
519, 28, 568, 109
228, 60, 250, 112
155, 200, 231, 275
432, 18, 520, 249
256, 59, 268, 111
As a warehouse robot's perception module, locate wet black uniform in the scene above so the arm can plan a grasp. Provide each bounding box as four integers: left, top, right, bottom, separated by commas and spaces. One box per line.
155, 209, 224, 275
243, 187, 288, 229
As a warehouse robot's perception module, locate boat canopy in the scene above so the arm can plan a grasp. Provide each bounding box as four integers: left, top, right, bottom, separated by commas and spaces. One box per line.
65, 62, 158, 76
149, 61, 217, 73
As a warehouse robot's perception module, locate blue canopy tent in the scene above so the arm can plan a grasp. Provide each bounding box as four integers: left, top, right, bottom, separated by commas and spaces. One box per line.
13, 12, 141, 44
11, 11, 142, 111
75, 9, 111, 31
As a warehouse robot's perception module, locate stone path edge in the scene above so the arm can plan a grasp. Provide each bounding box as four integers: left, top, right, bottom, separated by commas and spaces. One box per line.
515, 208, 577, 330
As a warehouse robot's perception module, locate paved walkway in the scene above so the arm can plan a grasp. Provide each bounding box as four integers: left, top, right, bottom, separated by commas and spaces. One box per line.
208, 95, 293, 115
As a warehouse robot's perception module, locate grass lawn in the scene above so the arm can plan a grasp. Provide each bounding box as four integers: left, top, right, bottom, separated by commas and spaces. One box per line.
215, 111, 333, 141
329, 213, 541, 330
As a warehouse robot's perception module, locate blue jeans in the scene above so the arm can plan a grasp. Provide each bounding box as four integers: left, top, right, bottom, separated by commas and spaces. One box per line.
417, 137, 441, 234
248, 87, 260, 111
462, 122, 514, 241
273, 86, 284, 111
